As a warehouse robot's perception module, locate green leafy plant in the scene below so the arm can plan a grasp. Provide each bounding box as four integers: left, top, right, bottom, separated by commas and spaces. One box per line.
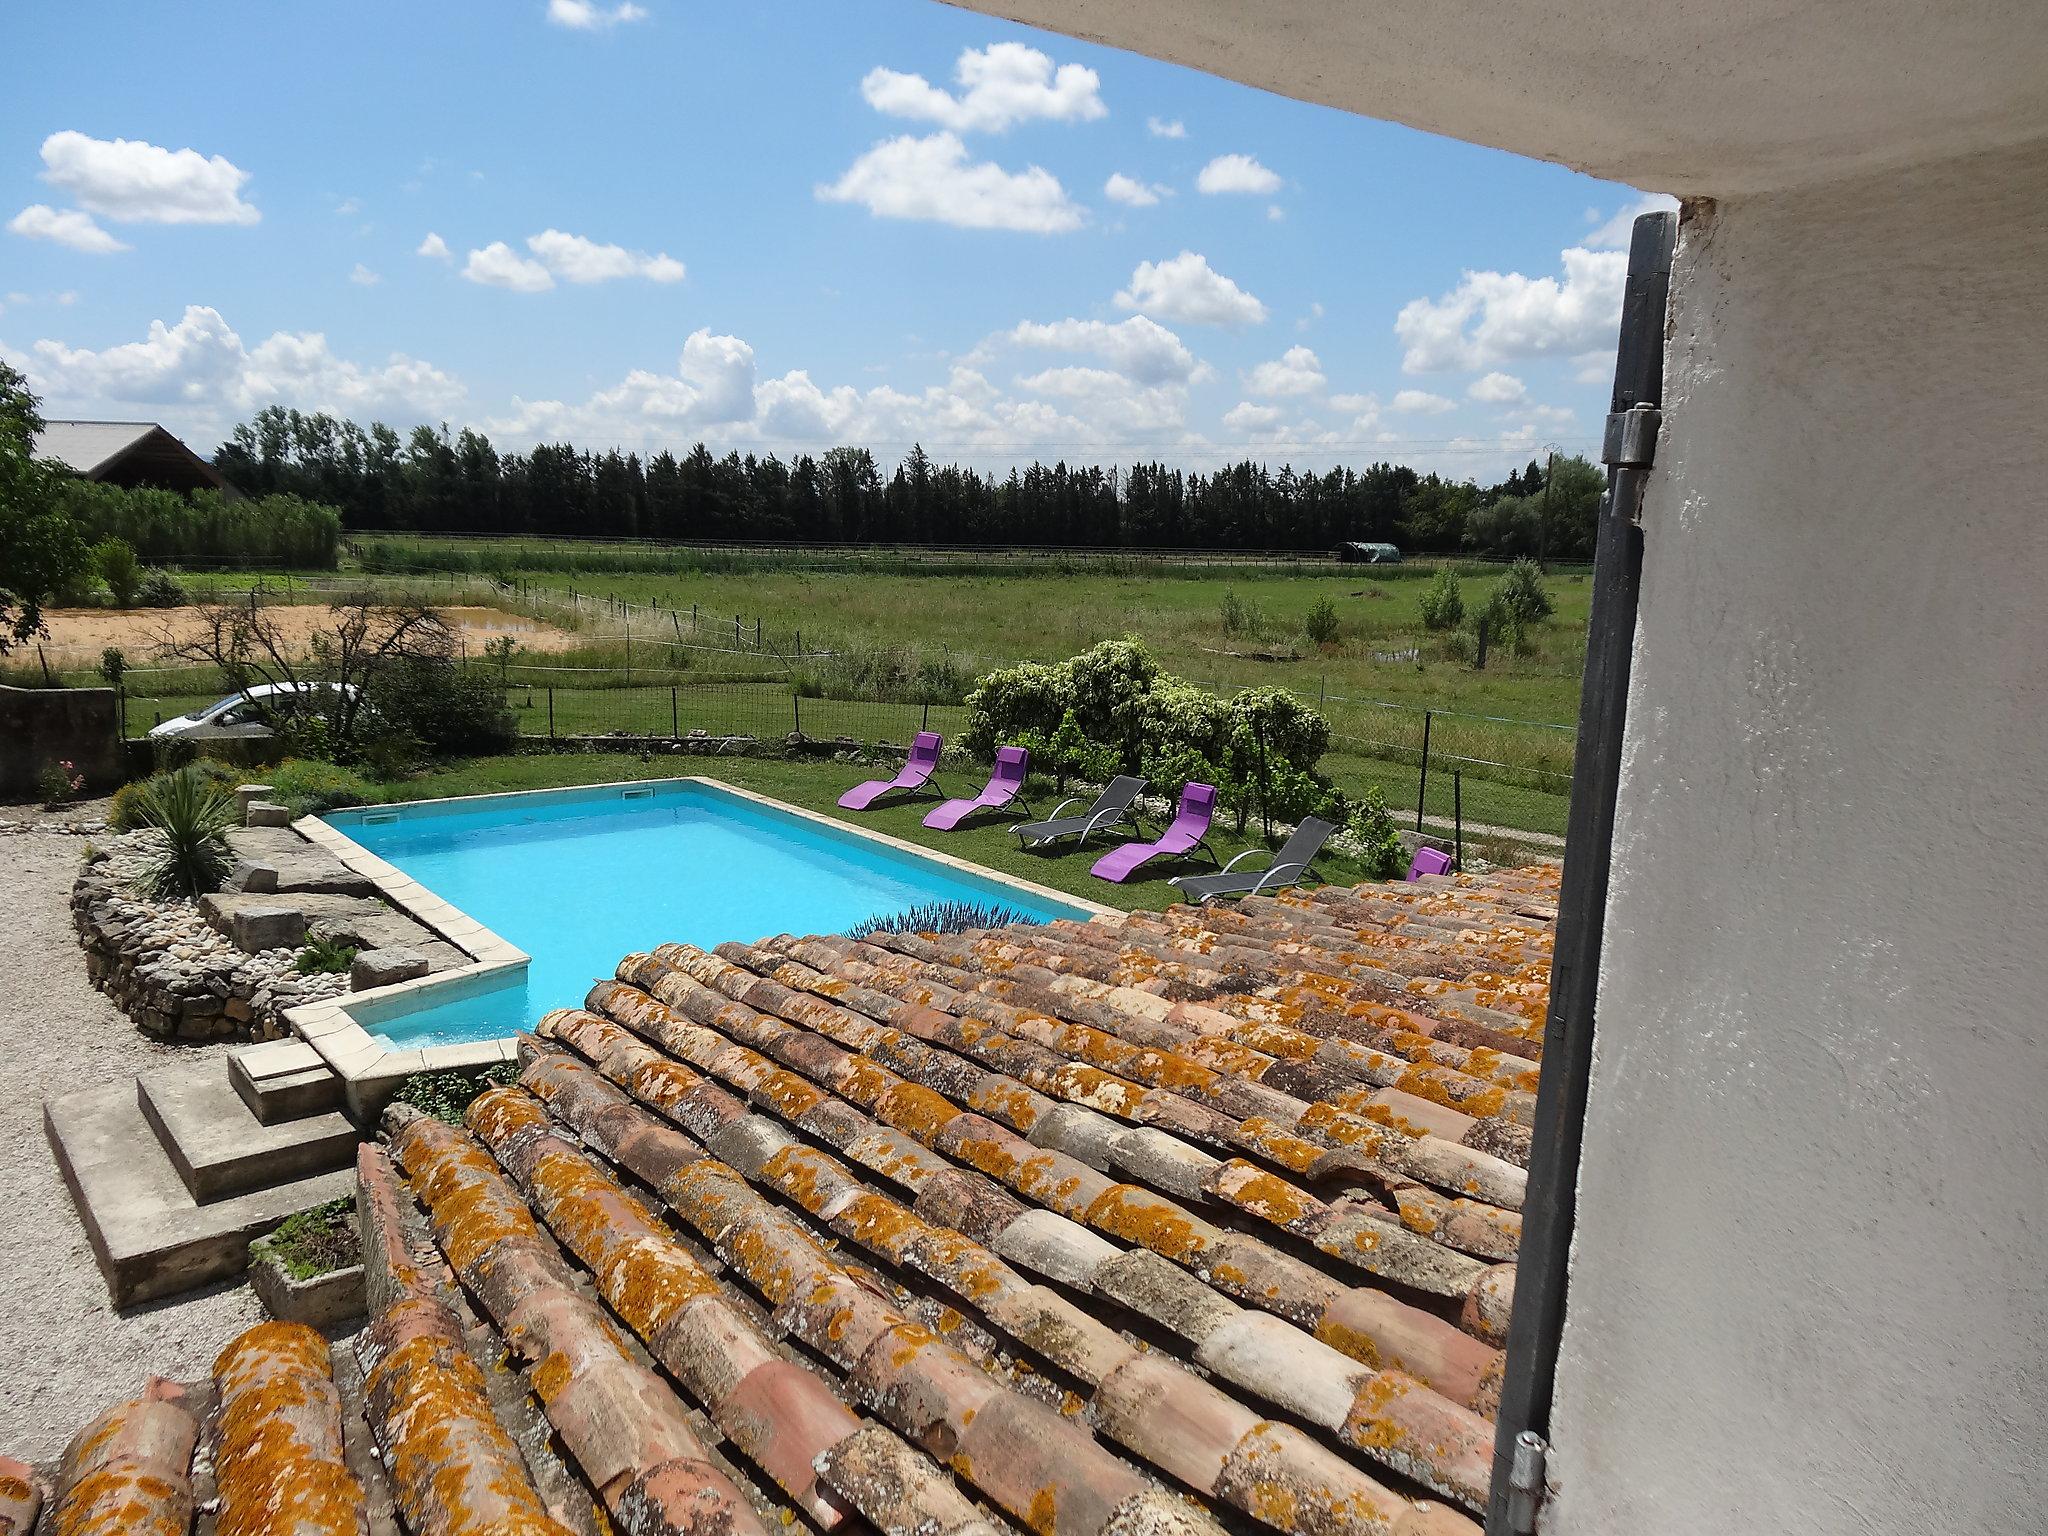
267, 757, 375, 815
97, 646, 127, 687
136, 568, 187, 608
294, 936, 358, 975
1345, 785, 1409, 880
1495, 557, 1555, 626
1304, 596, 1341, 646
130, 764, 238, 897
253, 1197, 360, 1280
394, 1062, 520, 1125
1418, 569, 1465, 631
38, 758, 84, 804
847, 900, 1032, 940
92, 537, 141, 607
1219, 587, 1266, 637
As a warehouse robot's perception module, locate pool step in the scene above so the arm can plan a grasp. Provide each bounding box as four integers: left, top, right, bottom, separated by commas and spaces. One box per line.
138, 1063, 358, 1202
230, 1038, 346, 1124
45, 1079, 355, 1308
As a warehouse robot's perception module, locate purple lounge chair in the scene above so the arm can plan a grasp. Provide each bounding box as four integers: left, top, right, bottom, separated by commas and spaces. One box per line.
1407, 845, 1455, 880
839, 730, 945, 810
1090, 782, 1218, 884
923, 745, 1032, 829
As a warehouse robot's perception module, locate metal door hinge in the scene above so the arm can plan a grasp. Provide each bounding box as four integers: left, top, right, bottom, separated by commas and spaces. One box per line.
1602, 404, 1660, 469
1506, 1429, 1549, 1535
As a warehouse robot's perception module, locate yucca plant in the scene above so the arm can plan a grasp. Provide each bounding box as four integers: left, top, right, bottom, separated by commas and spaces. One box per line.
847, 900, 1033, 940
133, 765, 239, 898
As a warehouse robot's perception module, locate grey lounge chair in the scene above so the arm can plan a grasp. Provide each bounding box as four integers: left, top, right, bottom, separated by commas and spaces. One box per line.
1011, 775, 1148, 849
1170, 816, 1337, 905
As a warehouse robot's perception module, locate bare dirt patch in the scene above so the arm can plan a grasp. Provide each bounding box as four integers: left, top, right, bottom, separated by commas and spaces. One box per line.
34, 604, 583, 667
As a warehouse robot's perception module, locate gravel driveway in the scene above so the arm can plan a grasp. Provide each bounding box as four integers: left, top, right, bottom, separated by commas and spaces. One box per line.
0, 803, 261, 1463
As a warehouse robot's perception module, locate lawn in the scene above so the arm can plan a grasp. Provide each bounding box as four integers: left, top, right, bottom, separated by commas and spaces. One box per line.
341, 750, 1433, 914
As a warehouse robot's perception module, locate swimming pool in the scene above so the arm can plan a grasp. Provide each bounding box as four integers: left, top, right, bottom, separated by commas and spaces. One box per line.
318, 778, 1095, 1047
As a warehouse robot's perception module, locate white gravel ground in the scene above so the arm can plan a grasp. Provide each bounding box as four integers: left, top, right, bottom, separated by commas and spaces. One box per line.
0, 802, 262, 1463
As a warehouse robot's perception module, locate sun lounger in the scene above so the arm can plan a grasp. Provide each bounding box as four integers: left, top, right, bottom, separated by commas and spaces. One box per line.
923, 745, 1032, 829
1407, 845, 1455, 879
1090, 782, 1218, 884
838, 730, 945, 810
1170, 815, 1337, 904
1011, 775, 1147, 849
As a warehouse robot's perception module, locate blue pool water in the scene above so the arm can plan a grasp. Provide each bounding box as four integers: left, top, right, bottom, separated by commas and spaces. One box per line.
322, 779, 1089, 1047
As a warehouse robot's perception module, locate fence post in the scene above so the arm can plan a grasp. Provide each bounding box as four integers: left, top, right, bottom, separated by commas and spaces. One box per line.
671, 686, 679, 740
793, 692, 802, 738
548, 685, 555, 739
922, 701, 931, 733
1453, 770, 1464, 871
1416, 710, 1433, 832
755, 617, 762, 650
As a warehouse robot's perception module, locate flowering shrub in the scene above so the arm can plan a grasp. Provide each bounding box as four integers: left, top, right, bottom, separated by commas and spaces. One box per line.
38, 758, 85, 804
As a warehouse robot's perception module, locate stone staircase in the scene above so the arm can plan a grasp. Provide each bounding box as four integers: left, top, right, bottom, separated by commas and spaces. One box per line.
45, 1039, 357, 1307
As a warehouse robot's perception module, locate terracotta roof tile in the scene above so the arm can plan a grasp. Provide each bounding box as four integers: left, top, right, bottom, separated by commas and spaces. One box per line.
19, 865, 1564, 1536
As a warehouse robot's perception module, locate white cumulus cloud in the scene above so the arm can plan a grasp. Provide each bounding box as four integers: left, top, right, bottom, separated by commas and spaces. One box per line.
1146, 117, 1186, 139
11, 304, 463, 421
526, 228, 684, 283
1003, 315, 1204, 385
1395, 246, 1627, 373
546, 0, 648, 29
1196, 153, 1281, 195
1222, 401, 1285, 433
817, 133, 1083, 234
860, 43, 1104, 133
417, 232, 451, 260
1391, 389, 1456, 414
462, 241, 554, 292
1104, 173, 1170, 208
38, 131, 258, 225
349, 263, 380, 286
8, 204, 128, 253
1467, 371, 1526, 404
1114, 251, 1267, 328
1243, 345, 1324, 398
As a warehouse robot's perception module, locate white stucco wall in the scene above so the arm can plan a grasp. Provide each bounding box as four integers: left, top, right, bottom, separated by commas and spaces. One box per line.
1548, 139, 2048, 1534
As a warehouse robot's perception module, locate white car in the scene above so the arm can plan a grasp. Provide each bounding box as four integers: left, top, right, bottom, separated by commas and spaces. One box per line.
148, 682, 358, 741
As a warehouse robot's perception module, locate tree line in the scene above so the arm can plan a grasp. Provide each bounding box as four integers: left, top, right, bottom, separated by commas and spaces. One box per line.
212, 407, 1606, 559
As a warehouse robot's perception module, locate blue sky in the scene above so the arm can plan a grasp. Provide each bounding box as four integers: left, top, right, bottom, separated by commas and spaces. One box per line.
0, 0, 1669, 479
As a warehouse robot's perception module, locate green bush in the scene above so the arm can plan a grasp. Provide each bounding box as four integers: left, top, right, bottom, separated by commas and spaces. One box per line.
1304, 596, 1341, 646
59, 482, 342, 568
1495, 557, 1556, 626
1345, 786, 1409, 880
267, 758, 375, 815
363, 658, 516, 760
792, 644, 965, 705
965, 640, 1332, 812
394, 1063, 520, 1125
1219, 588, 1265, 638
129, 765, 238, 897
136, 568, 186, 608
294, 936, 358, 974
1419, 569, 1465, 631
92, 538, 141, 606
111, 756, 238, 831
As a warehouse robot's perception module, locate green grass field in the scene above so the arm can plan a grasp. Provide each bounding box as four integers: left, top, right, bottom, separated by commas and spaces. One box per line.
99, 546, 1583, 839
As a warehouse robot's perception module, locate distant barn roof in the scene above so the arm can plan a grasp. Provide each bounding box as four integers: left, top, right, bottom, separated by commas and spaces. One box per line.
34, 419, 236, 497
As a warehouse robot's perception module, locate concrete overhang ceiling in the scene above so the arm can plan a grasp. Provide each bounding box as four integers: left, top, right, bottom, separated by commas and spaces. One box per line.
944, 0, 2048, 194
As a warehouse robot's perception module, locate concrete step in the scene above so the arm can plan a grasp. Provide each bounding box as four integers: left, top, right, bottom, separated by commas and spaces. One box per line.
137, 1064, 357, 1203
46, 1082, 355, 1308
230, 1038, 346, 1124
